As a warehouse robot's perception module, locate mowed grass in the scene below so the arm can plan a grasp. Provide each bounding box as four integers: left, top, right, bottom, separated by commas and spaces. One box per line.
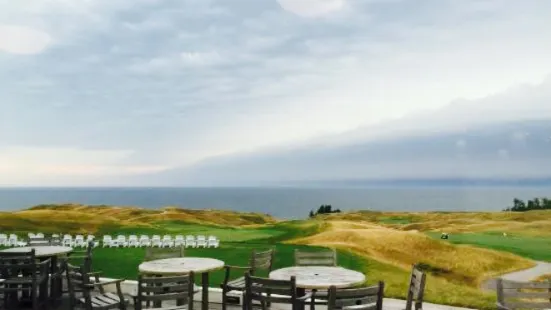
87, 243, 365, 286
97, 222, 286, 243
426, 232, 551, 262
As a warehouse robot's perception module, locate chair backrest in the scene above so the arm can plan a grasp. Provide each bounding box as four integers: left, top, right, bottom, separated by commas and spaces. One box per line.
328, 282, 384, 310
63, 234, 72, 240
144, 246, 184, 261
405, 265, 426, 310
175, 235, 184, 241
250, 248, 275, 275
103, 235, 112, 241
185, 235, 194, 240
140, 235, 150, 240
66, 261, 94, 308
162, 235, 172, 240
152, 235, 161, 240
136, 273, 195, 310
496, 278, 551, 309
129, 235, 138, 241
294, 249, 337, 267
0, 250, 47, 284
244, 273, 297, 306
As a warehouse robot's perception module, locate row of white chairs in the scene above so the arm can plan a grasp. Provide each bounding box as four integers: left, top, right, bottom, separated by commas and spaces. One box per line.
101, 234, 220, 248
0, 234, 28, 247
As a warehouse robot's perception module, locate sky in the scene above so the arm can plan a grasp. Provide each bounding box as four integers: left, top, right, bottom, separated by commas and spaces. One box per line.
1, 0, 551, 186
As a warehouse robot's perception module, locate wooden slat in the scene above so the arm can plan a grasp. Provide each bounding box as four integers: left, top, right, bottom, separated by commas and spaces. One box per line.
412, 268, 424, 279
250, 286, 293, 295
296, 259, 336, 266
141, 292, 190, 301
342, 304, 378, 310
142, 284, 191, 293
248, 275, 292, 286
141, 275, 191, 284
295, 251, 335, 258
501, 281, 551, 289
504, 291, 551, 298
336, 296, 377, 306
505, 301, 551, 309
334, 286, 381, 298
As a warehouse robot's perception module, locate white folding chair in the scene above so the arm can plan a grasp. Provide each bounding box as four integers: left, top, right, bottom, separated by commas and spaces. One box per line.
185, 235, 196, 248
151, 235, 162, 248
63, 234, 73, 247
196, 235, 207, 248
8, 234, 19, 246
161, 235, 174, 248
174, 235, 185, 247
102, 235, 115, 247
207, 236, 220, 248
139, 235, 151, 247
74, 235, 86, 248
0, 234, 7, 246
115, 235, 128, 247
128, 235, 139, 247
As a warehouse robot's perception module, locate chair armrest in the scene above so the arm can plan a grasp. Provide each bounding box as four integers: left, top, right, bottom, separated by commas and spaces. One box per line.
297, 293, 314, 301
87, 271, 102, 276
88, 279, 125, 288
225, 265, 252, 270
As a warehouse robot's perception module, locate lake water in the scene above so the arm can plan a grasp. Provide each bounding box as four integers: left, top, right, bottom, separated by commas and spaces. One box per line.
0, 187, 549, 219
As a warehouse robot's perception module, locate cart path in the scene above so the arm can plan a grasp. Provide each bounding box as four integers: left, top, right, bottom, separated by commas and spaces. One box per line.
482, 261, 551, 290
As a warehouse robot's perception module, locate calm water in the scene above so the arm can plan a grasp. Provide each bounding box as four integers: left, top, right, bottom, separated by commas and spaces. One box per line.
0, 187, 549, 219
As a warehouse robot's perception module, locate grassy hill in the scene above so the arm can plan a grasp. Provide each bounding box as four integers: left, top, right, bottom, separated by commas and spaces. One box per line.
0, 204, 276, 235
2, 205, 551, 309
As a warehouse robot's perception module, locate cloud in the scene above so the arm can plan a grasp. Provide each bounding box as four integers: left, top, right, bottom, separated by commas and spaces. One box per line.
1, 0, 551, 185
0, 25, 51, 55
277, 0, 346, 17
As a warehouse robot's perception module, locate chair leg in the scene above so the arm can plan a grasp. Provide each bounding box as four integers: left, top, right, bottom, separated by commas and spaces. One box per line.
221, 288, 227, 310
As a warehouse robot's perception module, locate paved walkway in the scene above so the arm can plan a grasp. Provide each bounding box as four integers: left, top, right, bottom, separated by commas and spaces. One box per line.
482, 261, 551, 290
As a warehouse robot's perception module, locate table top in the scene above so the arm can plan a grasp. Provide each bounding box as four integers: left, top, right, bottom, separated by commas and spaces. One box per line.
269, 266, 366, 289
139, 257, 225, 275
0, 246, 73, 257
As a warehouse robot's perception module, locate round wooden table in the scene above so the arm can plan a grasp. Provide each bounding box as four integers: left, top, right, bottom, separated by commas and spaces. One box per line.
0, 245, 73, 257
139, 257, 224, 310
270, 266, 366, 289
270, 266, 365, 310
0, 246, 73, 303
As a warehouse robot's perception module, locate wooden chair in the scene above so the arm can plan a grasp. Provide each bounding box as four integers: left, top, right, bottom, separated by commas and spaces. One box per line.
496, 278, 551, 310
135, 273, 195, 310
327, 282, 385, 310
144, 246, 184, 261
294, 249, 337, 266
0, 250, 51, 310
220, 248, 275, 310
243, 273, 313, 310
65, 261, 128, 310
405, 265, 426, 310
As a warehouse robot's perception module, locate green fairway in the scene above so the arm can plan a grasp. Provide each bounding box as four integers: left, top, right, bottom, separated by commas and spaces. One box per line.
86, 242, 366, 286
426, 232, 551, 261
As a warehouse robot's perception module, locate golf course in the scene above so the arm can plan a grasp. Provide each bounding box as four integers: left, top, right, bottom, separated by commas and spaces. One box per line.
1, 204, 551, 309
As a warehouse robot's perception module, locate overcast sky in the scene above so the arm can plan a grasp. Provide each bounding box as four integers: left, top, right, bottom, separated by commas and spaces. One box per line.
1, 0, 551, 185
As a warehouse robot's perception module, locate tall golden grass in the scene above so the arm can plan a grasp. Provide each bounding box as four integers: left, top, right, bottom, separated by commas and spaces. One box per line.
290, 220, 535, 309
0, 204, 277, 233
324, 210, 551, 236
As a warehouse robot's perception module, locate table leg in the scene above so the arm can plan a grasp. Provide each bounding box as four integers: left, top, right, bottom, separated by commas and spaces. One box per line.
202, 272, 209, 310
50, 255, 61, 303
296, 288, 306, 310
